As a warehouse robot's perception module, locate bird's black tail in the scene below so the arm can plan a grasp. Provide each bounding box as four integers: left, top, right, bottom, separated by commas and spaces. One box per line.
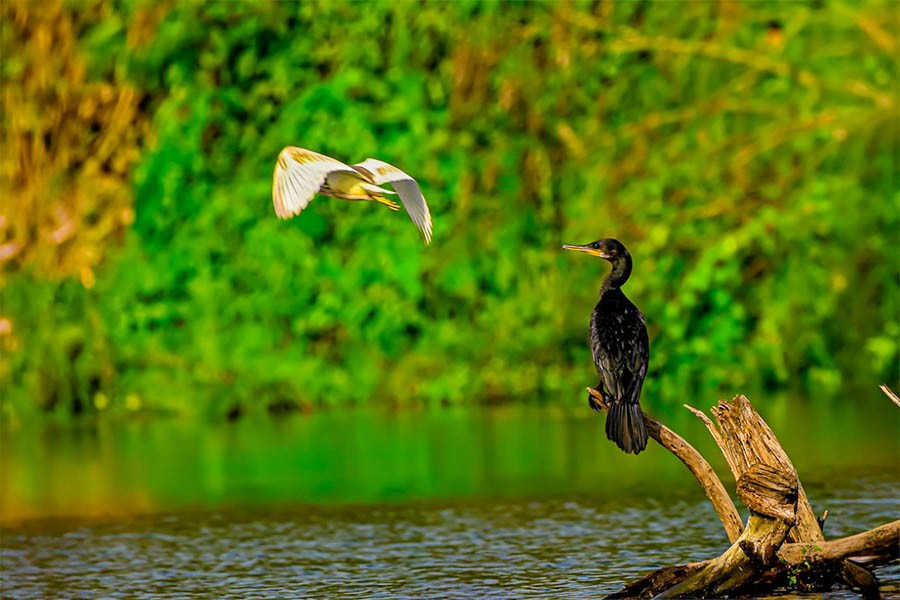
606, 401, 648, 454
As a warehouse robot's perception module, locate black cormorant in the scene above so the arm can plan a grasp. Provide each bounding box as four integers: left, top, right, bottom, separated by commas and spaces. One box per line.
563, 238, 649, 454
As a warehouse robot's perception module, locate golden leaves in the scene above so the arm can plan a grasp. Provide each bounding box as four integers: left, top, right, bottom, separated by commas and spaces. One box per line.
0, 0, 150, 285
451, 42, 498, 121
127, 2, 170, 49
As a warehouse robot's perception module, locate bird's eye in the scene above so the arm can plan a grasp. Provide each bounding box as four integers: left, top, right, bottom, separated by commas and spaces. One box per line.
591, 242, 600, 250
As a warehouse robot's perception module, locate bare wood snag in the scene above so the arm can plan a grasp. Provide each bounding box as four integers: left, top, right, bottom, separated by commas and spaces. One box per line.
586, 391, 899, 598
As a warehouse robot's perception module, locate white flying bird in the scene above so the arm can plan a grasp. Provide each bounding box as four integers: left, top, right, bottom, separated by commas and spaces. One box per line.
272, 146, 433, 244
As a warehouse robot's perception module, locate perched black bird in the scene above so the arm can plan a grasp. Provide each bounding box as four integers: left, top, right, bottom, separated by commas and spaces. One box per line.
563, 239, 649, 454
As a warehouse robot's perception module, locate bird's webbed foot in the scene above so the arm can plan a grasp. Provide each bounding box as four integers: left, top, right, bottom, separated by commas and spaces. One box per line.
587, 385, 609, 413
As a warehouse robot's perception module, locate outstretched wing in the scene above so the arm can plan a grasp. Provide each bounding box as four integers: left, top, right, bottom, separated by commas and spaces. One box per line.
272, 147, 357, 219
353, 158, 433, 244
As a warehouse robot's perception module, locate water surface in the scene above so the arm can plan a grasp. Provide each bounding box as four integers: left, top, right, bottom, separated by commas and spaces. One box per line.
2, 397, 898, 597
2, 480, 898, 599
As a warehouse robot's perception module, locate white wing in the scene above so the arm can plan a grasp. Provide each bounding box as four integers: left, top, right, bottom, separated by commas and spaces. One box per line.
353, 158, 433, 244
272, 147, 357, 219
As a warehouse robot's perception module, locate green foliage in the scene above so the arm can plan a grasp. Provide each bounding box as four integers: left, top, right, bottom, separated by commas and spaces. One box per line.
2, 0, 898, 420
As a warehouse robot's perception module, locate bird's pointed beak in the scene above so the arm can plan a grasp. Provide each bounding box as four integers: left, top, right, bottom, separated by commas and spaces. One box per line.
562, 244, 608, 258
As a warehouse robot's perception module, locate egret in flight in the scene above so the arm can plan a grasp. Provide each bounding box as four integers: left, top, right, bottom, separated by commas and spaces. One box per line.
272, 147, 433, 244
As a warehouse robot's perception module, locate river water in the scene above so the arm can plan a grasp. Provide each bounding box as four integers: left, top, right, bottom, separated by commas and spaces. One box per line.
2, 398, 898, 598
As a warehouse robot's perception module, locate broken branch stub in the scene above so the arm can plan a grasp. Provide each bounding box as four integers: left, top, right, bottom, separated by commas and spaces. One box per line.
705, 395, 823, 544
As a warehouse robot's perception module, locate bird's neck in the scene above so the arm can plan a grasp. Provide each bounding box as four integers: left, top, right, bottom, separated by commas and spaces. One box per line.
601, 253, 632, 293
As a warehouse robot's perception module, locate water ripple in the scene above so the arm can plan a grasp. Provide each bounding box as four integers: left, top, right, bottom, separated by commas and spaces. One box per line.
2, 478, 898, 599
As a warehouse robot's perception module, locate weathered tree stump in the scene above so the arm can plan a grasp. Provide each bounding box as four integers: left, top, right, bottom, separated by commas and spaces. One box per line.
589, 389, 899, 599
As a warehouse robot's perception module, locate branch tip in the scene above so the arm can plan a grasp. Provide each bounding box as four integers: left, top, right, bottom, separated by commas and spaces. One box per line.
879, 384, 900, 408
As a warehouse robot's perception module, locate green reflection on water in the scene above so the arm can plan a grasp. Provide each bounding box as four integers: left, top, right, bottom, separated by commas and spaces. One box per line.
2, 392, 897, 523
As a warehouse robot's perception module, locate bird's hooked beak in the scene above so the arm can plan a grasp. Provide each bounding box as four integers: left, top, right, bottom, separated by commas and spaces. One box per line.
562, 244, 609, 259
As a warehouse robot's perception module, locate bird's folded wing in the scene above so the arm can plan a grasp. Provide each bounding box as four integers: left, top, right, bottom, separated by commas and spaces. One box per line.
273, 147, 357, 219
353, 158, 433, 244
625, 314, 650, 404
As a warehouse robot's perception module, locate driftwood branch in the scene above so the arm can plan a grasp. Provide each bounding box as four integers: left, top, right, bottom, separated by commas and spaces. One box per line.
778, 519, 900, 564
586, 387, 743, 543
683, 404, 735, 475
653, 396, 802, 598
602, 392, 899, 599
880, 384, 900, 408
